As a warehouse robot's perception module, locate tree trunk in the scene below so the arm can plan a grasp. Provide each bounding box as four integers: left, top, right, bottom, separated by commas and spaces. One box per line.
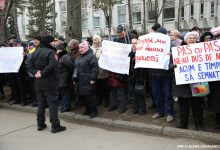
66, 0, 82, 42
128, 0, 133, 30
143, 0, 146, 33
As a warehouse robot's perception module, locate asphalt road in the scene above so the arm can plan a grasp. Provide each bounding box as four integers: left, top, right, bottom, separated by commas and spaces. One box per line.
0, 108, 207, 150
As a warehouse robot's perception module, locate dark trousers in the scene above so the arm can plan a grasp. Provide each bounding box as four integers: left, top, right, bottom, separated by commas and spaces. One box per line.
95, 79, 109, 106
59, 87, 71, 110
80, 95, 97, 114
8, 73, 21, 102
178, 97, 203, 127
27, 78, 37, 104
37, 89, 60, 128
109, 86, 127, 111
216, 113, 220, 124
151, 76, 174, 116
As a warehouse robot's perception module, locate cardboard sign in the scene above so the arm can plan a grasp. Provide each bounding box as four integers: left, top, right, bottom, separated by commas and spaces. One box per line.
0, 47, 23, 73
134, 33, 171, 70
172, 40, 220, 85
98, 40, 131, 74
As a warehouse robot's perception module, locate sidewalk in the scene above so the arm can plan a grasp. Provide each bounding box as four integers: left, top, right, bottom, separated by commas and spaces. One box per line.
0, 98, 220, 144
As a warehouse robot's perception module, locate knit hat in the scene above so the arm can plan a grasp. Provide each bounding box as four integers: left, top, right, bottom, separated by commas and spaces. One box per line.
79, 41, 89, 51
55, 44, 66, 51
156, 27, 167, 35
151, 23, 161, 31
41, 35, 55, 44
184, 32, 199, 42
58, 36, 65, 42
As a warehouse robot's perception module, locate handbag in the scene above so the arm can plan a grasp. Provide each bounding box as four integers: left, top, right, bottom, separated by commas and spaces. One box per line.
190, 82, 210, 97
134, 82, 146, 95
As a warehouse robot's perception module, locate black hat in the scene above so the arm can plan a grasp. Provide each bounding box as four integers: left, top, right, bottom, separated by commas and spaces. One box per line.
200, 32, 214, 42
151, 23, 161, 31
34, 35, 42, 41
58, 36, 65, 42
41, 35, 55, 44
156, 27, 167, 35
117, 25, 125, 33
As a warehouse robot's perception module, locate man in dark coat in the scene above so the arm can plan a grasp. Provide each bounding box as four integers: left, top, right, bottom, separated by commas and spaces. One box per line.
72, 41, 99, 119
27, 35, 66, 133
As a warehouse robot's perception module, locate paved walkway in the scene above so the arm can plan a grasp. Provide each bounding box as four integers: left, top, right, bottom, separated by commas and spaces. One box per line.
0, 109, 208, 150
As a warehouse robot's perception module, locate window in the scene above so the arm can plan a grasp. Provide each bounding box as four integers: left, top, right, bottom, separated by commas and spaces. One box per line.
181, 6, 184, 20
147, 1, 155, 23
82, 9, 88, 28
200, 2, 204, 19
59, 1, 66, 12
190, 4, 194, 19
163, 0, 175, 22
60, 13, 66, 31
82, 0, 87, 9
93, 10, 100, 27
210, 1, 214, 18
132, 3, 141, 24
118, 5, 126, 25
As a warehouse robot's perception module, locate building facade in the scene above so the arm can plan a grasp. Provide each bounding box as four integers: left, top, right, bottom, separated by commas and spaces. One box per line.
18, 0, 220, 40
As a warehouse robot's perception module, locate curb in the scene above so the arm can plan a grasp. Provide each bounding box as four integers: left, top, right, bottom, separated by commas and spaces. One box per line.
1, 102, 220, 144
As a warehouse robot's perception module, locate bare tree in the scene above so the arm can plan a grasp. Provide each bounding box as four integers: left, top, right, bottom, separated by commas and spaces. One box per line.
127, 0, 132, 30
147, 0, 166, 24
93, 0, 121, 40
66, 0, 82, 42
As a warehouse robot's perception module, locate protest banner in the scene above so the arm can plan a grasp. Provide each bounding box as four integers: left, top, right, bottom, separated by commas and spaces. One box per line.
0, 47, 23, 73
172, 40, 220, 85
134, 32, 171, 70
98, 40, 131, 74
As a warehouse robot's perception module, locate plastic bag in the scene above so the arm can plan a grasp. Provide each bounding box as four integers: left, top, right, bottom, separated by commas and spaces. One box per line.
190, 82, 210, 97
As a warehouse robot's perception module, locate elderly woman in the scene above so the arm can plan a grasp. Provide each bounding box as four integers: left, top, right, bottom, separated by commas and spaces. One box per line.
173, 32, 204, 131
170, 30, 182, 47
91, 35, 109, 107
72, 41, 99, 119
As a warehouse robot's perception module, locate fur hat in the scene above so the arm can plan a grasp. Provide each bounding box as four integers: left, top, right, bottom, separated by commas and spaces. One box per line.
184, 32, 199, 42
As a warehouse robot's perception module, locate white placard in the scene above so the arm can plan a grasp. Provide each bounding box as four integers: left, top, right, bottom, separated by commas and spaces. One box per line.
134, 33, 171, 70
98, 40, 131, 74
172, 40, 220, 85
0, 47, 23, 73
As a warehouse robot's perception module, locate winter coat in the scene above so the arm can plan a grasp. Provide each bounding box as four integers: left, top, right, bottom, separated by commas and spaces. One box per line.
72, 49, 98, 96
207, 81, 220, 113
27, 44, 58, 91
57, 50, 74, 88
91, 45, 108, 79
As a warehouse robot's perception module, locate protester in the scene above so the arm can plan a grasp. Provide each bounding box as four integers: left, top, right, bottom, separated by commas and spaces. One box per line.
149, 27, 175, 122
128, 37, 147, 115
72, 41, 99, 119
170, 29, 182, 47
27, 35, 66, 133
173, 32, 204, 131
108, 25, 129, 113
56, 44, 74, 113
91, 35, 109, 107
200, 31, 214, 42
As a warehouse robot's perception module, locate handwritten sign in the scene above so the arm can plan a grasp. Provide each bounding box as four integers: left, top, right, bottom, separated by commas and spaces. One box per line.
0, 47, 23, 73
172, 40, 220, 85
134, 33, 171, 70
98, 40, 131, 74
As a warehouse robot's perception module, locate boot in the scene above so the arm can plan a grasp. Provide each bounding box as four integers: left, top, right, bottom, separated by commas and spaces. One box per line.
51, 125, 66, 133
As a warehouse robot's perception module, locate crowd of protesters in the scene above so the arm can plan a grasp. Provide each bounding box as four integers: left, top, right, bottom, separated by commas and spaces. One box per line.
0, 23, 220, 133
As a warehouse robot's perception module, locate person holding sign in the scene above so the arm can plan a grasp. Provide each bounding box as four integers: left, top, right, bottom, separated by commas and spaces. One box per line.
173, 32, 204, 131
149, 27, 175, 122
207, 27, 220, 129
